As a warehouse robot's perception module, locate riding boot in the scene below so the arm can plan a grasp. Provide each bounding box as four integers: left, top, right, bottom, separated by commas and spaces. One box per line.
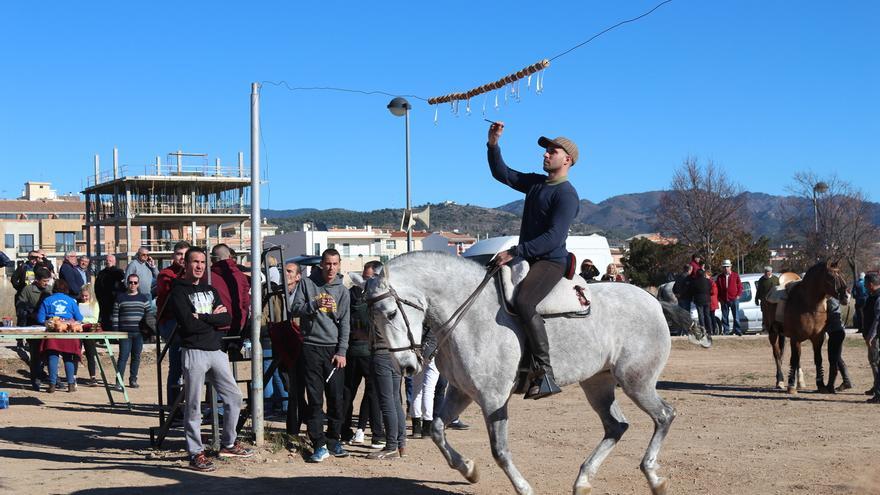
837, 360, 852, 391
522, 314, 562, 400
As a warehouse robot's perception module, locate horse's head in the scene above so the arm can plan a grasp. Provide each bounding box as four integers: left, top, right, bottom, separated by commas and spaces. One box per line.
362, 267, 426, 377
808, 260, 849, 305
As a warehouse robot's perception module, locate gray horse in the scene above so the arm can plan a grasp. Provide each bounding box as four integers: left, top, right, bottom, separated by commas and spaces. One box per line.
361, 251, 685, 495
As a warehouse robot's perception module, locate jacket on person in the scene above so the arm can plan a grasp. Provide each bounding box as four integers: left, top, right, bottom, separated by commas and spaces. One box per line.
754, 274, 779, 306
125, 259, 159, 297
348, 285, 371, 358
11, 261, 37, 292
854, 279, 868, 307
209, 258, 251, 336
155, 263, 184, 322
487, 144, 580, 265
672, 274, 692, 301
36, 293, 84, 323
16, 283, 51, 325
716, 271, 743, 303
59, 260, 84, 297
289, 269, 350, 356
709, 279, 719, 312
167, 278, 231, 351
691, 276, 712, 306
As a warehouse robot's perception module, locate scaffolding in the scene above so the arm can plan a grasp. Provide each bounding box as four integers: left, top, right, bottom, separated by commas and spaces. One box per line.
82, 150, 251, 261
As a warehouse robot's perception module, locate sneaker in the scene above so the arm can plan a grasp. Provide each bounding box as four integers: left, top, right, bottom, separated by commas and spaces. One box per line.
219, 440, 255, 458
370, 440, 386, 450
85, 377, 99, 387
349, 428, 365, 445
329, 442, 349, 458
189, 452, 216, 472
307, 446, 330, 463
448, 419, 470, 430
366, 448, 400, 460
112, 383, 124, 392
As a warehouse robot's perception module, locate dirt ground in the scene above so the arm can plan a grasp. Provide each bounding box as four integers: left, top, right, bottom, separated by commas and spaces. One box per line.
1, 334, 879, 495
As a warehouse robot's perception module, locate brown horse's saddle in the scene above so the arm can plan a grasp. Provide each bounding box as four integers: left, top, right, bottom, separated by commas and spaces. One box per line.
765, 272, 804, 323
498, 262, 592, 317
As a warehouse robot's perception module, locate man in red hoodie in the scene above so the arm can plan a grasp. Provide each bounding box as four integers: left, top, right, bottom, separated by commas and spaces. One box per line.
716, 259, 744, 336
209, 243, 251, 338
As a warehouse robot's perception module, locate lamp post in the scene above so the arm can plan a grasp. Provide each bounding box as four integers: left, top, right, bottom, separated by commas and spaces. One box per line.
387, 97, 412, 252
812, 181, 828, 234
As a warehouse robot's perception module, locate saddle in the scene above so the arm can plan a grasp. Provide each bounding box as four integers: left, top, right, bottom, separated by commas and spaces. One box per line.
765, 272, 803, 323
498, 261, 592, 318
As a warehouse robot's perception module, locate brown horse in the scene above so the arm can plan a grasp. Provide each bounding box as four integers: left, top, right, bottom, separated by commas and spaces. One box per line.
767, 261, 849, 394
762, 272, 804, 391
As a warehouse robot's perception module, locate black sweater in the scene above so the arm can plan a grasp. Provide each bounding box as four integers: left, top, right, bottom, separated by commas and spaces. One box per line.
168, 278, 231, 351
488, 144, 580, 264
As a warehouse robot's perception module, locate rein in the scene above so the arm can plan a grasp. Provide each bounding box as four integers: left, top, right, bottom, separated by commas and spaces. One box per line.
367, 264, 502, 364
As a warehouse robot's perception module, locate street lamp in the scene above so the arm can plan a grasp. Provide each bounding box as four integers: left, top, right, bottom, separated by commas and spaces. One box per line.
387, 97, 413, 252
812, 181, 828, 233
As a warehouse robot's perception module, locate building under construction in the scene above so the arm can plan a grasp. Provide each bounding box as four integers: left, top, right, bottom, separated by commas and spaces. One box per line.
82, 149, 252, 262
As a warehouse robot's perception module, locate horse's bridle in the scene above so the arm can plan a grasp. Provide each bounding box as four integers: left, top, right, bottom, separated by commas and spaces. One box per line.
366, 286, 427, 363
366, 264, 502, 365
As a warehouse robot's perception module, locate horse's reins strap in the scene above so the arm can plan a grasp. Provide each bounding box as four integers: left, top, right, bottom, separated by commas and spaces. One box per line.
428, 264, 502, 360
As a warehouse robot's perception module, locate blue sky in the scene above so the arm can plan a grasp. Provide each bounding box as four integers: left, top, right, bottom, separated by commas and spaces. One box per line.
1, 1, 877, 211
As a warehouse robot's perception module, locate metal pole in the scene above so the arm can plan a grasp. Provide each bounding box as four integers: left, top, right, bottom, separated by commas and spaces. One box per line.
249, 82, 264, 445
813, 191, 819, 234
405, 107, 412, 252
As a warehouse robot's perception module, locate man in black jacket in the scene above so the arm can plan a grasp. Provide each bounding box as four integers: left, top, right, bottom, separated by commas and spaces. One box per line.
94, 254, 125, 330
168, 247, 253, 472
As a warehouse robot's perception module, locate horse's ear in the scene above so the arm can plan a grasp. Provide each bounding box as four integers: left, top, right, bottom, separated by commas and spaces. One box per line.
382, 265, 390, 286
350, 272, 366, 289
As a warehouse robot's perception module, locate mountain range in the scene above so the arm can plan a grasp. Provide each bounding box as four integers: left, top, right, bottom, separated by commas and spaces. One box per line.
264, 191, 880, 244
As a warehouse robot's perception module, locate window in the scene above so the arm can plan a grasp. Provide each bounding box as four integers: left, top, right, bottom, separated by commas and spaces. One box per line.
342, 243, 350, 256
4, 234, 13, 249
56, 214, 81, 219
385, 240, 397, 250
19, 234, 34, 253
76, 229, 84, 241
313, 243, 321, 255
55, 232, 76, 253
739, 282, 753, 303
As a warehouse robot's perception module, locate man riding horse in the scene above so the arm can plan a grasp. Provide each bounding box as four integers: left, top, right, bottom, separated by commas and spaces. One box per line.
486, 121, 580, 400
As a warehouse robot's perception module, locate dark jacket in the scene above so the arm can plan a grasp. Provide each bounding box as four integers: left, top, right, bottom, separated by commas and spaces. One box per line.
290, 270, 350, 356
16, 283, 51, 325
209, 259, 251, 336
691, 276, 712, 306
754, 274, 779, 306
168, 278, 231, 351
95, 266, 125, 311
862, 291, 880, 339
59, 261, 84, 297
579, 264, 600, 282
488, 144, 580, 264
348, 285, 371, 358
11, 262, 37, 292
672, 274, 692, 301
156, 263, 184, 322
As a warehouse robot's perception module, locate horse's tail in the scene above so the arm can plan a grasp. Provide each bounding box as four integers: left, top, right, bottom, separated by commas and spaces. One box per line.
659, 300, 712, 348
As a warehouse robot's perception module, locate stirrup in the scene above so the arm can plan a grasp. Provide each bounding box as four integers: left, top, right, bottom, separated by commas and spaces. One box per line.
524, 372, 561, 400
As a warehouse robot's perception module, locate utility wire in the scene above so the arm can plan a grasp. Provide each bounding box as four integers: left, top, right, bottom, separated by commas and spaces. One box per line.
260, 1, 672, 101
549, 0, 673, 62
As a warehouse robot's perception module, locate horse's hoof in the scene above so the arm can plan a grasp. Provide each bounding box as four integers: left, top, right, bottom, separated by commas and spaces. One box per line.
573, 484, 592, 495
650, 477, 669, 495
787, 387, 798, 395
776, 381, 786, 390
461, 459, 479, 483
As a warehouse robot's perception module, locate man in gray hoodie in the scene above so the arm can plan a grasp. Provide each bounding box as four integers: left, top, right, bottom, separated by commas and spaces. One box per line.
290, 248, 351, 462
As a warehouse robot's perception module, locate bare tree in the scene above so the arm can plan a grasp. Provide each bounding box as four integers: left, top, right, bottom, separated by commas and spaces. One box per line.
656, 158, 748, 268
783, 172, 878, 279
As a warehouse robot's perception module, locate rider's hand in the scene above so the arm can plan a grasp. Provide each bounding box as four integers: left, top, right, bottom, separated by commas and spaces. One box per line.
492, 249, 514, 267
487, 121, 505, 146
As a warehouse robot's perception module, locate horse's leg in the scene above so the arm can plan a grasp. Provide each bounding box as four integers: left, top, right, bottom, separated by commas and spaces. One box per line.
430, 385, 479, 484
787, 339, 802, 395
768, 328, 786, 390
620, 379, 676, 495
573, 372, 629, 495
812, 333, 827, 392
483, 401, 533, 495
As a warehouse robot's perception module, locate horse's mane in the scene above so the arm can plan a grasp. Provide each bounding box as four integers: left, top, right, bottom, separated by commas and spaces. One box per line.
385, 251, 487, 284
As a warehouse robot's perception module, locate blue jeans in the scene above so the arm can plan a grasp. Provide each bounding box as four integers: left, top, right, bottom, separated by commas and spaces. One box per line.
160, 320, 183, 405
720, 300, 741, 335
117, 332, 144, 382
372, 352, 406, 450
262, 343, 288, 411
47, 351, 77, 385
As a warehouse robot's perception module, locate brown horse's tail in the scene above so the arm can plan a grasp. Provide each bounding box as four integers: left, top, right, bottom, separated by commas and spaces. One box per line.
659, 300, 712, 348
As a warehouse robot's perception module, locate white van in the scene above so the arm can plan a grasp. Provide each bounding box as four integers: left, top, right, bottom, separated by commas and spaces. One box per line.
660, 272, 767, 334
462, 234, 614, 278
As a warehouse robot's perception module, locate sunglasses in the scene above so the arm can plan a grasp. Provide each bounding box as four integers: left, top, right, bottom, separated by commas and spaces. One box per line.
127, 281, 139, 285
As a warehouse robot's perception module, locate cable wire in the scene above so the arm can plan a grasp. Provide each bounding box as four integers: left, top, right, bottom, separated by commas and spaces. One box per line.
549, 0, 673, 62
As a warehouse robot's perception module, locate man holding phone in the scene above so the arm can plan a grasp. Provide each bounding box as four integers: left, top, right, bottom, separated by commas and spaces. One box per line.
126, 246, 159, 297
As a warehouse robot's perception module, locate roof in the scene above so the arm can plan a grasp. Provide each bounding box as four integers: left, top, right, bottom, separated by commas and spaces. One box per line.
390, 230, 430, 239
431, 231, 477, 242
0, 199, 85, 214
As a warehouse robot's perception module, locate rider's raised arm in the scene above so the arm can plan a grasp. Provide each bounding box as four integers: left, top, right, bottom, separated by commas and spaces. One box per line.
487, 144, 530, 194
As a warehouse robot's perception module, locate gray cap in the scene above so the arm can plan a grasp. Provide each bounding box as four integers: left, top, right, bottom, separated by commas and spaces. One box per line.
764, 266, 773, 272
